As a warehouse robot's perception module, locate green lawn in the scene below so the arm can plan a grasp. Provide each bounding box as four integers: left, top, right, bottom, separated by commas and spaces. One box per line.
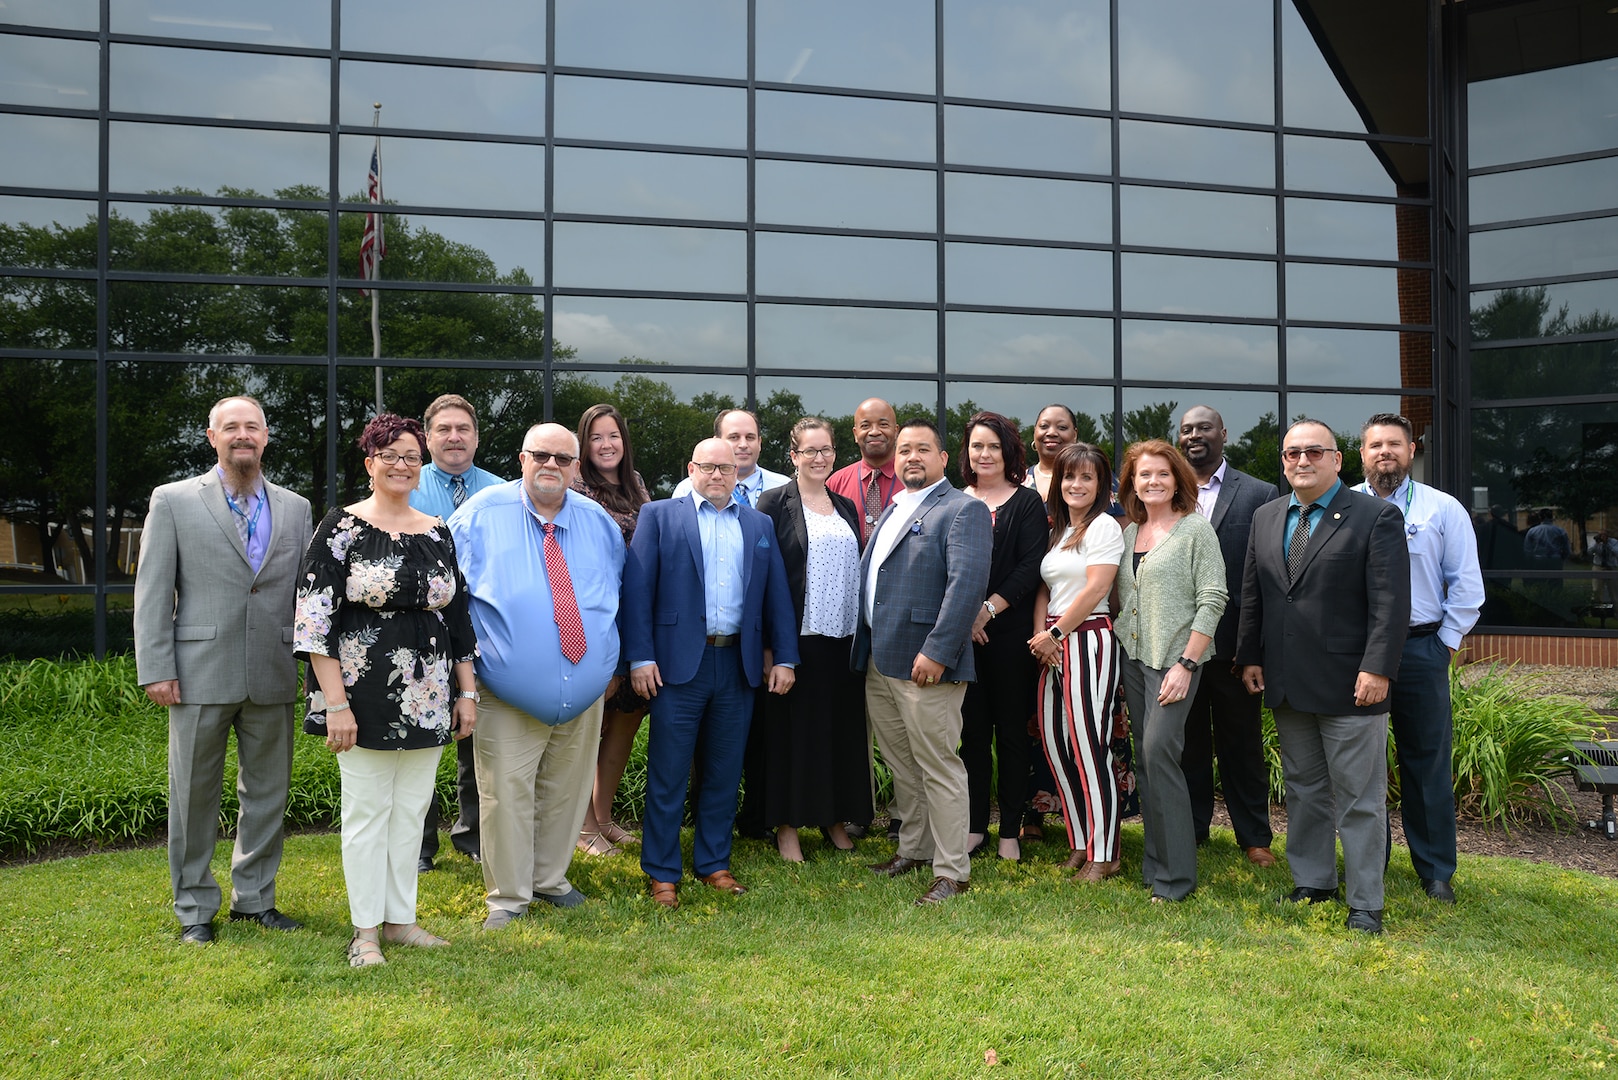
3, 828, 1615, 1079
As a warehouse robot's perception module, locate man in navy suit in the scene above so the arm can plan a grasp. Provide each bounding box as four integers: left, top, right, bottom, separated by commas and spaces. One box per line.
625, 438, 799, 910
853, 418, 992, 905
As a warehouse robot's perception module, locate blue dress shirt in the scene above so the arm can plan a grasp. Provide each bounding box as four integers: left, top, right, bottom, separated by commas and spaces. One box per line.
694, 491, 745, 636
1357, 477, 1484, 650
411, 461, 505, 521
1284, 478, 1342, 559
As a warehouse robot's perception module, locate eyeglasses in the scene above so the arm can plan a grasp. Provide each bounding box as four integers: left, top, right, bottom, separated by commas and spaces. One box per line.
1280, 445, 1332, 464
692, 462, 737, 475
372, 450, 423, 466
522, 449, 577, 467
792, 447, 835, 459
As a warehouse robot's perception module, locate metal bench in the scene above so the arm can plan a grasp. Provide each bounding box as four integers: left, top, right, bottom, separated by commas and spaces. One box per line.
1568, 740, 1618, 841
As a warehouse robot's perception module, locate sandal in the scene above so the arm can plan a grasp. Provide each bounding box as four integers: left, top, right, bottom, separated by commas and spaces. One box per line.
576, 830, 620, 857
598, 819, 637, 846
383, 923, 449, 947
347, 929, 386, 968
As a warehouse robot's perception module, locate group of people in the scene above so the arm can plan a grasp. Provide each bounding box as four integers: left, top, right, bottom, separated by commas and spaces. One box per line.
133, 388, 1484, 966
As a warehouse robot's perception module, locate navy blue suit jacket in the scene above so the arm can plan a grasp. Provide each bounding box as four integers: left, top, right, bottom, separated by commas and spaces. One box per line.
623, 494, 800, 688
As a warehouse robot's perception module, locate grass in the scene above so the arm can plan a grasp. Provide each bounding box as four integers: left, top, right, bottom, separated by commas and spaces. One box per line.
2, 828, 1616, 1078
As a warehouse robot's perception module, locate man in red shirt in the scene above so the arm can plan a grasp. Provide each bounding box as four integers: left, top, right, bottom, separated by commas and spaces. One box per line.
827, 397, 901, 547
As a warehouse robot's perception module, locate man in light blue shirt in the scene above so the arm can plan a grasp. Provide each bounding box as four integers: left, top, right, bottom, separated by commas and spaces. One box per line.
1358, 413, 1483, 905
410, 394, 506, 871
449, 422, 625, 928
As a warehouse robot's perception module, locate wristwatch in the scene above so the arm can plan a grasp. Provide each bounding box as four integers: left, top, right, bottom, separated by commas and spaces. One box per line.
458, 690, 480, 702
983, 600, 998, 619
1048, 625, 1065, 642
1176, 656, 1199, 672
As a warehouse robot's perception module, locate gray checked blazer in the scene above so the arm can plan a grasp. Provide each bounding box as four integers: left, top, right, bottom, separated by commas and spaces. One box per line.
133, 470, 313, 705
851, 481, 992, 683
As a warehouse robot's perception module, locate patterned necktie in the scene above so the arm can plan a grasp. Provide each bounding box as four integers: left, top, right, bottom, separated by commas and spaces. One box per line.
863, 470, 882, 529
450, 474, 467, 508
1287, 503, 1319, 582
542, 523, 587, 664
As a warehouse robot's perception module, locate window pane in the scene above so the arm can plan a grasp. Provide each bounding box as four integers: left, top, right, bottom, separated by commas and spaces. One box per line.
109, 203, 329, 280
758, 161, 935, 232
337, 291, 545, 361
1285, 264, 1402, 324
335, 213, 542, 284
754, 374, 942, 431
1, 1, 97, 30
553, 297, 746, 367
0, 277, 96, 348
945, 106, 1111, 175
757, 0, 934, 94
554, 223, 744, 293
1121, 121, 1275, 187
340, 61, 544, 137
1121, 388, 1281, 484
946, 311, 1111, 379
555, 148, 745, 222
1287, 327, 1412, 388
0, 198, 99, 270
104, 283, 330, 355
111, 123, 327, 198
947, 243, 1111, 310
1469, 59, 1618, 170
942, 0, 1110, 108
1122, 320, 1276, 382
1284, 136, 1406, 198
555, 77, 745, 149
0, 114, 99, 191
0, 34, 97, 108
757, 91, 935, 162
1119, 0, 1273, 124
341, 0, 545, 64
945, 382, 1067, 442
1282, 0, 1426, 138
1472, 156, 1618, 226
1288, 391, 1405, 455
1471, 218, 1618, 287
113, 0, 329, 48
1471, 281, 1618, 340
946, 174, 1110, 243
757, 233, 935, 302
1121, 186, 1275, 254
554, 0, 745, 79
339, 134, 544, 211
0, 359, 97, 597
1285, 198, 1403, 261
1122, 253, 1276, 319
110, 44, 328, 123
758, 304, 935, 374
1473, 339, 1618, 401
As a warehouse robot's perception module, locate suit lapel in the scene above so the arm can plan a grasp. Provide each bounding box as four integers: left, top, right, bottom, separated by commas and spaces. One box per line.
680, 497, 706, 588
199, 472, 252, 568
1292, 487, 1351, 585
739, 508, 757, 596
881, 485, 946, 566
1208, 469, 1236, 531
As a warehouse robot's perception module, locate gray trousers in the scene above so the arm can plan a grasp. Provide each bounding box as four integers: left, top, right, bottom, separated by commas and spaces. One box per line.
1121, 657, 1202, 900
1273, 705, 1388, 911
167, 700, 295, 925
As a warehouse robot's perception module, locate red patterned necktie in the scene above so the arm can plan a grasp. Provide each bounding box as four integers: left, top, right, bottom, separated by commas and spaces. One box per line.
542, 522, 587, 664
863, 470, 882, 533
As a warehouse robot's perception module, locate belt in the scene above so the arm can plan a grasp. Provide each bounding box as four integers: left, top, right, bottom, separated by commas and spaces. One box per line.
1408, 622, 1442, 637
705, 634, 738, 648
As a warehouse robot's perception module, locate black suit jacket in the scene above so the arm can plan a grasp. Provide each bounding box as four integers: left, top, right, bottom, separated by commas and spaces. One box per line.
1234, 483, 1411, 716
1205, 465, 1281, 659
756, 481, 862, 626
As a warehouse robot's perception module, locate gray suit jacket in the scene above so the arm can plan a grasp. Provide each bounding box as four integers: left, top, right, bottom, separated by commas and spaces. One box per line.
851, 481, 992, 682
133, 470, 313, 705
1206, 465, 1281, 659
1234, 484, 1410, 716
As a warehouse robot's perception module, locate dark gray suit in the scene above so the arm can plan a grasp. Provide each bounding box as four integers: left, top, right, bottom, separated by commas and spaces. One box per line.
134, 470, 312, 926
1235, 482, 1409, 909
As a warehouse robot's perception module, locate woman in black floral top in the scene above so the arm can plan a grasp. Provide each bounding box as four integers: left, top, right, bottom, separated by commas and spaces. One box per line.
296, 414, 478, 968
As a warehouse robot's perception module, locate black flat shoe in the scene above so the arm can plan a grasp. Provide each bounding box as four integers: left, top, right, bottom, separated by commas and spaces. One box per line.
1421, 878, 1456, 903
418, 856, 435, 873
228, 907, 302, 931
1280, 886, 1337, 905
179, 922, 214, 945
1345, 907, 1384, 934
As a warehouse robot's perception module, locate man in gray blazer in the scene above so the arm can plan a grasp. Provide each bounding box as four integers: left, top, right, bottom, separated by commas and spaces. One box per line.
1236, 419, 1410, 934
134, 395, 314, 945
852, 418, 991, 905
1177, 406, 1280, 866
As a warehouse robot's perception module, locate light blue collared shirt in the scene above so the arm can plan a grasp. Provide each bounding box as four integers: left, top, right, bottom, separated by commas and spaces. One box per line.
693, 489, 744, 636
1357, 477, 1484, 650
214, 466, 271, 573
449, 481, 624, 725
411, 461, 505, 521
1284, 479, 1342, 560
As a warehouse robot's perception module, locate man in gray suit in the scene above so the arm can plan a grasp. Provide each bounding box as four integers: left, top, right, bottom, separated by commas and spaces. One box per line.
852, 418, 991, 906
1236, 419, 1410, 934
134, 395, 314, 945
1176, 405, 1280, 866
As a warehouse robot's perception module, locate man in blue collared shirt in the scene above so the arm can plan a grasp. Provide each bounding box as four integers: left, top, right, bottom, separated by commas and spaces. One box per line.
1358, 413, 1483, 905
411, 394, 506, 871
449, 422, 625, 928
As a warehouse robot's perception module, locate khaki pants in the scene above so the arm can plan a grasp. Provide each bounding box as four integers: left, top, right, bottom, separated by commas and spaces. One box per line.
865, 669, 971, 883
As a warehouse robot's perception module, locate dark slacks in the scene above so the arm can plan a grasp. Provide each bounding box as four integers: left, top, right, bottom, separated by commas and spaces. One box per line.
1180, 660, 1274, 850
420, 732, 480, 860
960, 628, 1036, 837
1386, 632, 1457, 883
641, 644, 753, 883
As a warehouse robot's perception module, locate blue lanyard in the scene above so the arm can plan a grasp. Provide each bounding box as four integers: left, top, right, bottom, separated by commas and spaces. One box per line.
225, 489, 264, 542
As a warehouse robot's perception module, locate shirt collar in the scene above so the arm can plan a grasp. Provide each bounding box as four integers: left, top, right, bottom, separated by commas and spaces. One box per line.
862, 459, 897, 481
688, 488, 739, 514
1289, 478, 1342, 509
214, 465, 265, 500
522, 485, 573, 527
1199, 459, 1228, 489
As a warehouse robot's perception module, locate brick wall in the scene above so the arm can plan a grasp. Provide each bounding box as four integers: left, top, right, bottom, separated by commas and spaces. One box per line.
1460, 633, 1618, 668
1395, 190, 1433, 439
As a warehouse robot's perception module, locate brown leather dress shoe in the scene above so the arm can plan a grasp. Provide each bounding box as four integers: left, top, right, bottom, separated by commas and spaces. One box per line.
700, 869, 747, 895
648, 879, 679, 909
1245, 846, 1278, 868
868, 855, 928, 878
914, 876, 968, 905
1074, 859, 1120, 883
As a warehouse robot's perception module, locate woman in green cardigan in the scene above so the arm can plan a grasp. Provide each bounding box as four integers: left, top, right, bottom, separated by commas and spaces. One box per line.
1113, 440, 1227, 902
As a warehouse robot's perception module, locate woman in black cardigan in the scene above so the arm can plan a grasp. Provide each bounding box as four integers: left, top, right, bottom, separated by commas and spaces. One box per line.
959, 411, 1050, 861
755, 417, 873, 862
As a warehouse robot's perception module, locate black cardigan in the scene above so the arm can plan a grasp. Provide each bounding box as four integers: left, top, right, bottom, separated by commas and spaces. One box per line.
977, 484, 1050, 644
756, 480, 863, 626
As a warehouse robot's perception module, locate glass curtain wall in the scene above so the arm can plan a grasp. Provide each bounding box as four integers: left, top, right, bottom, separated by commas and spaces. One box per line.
1, 0, 1437, 656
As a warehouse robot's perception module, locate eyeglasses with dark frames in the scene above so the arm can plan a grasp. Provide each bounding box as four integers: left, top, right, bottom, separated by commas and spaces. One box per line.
522, 449, 577, 467
372, 450, 423, 466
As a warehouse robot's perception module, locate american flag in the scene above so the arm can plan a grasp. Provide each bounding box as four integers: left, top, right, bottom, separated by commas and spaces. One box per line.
359, 136, 384, 295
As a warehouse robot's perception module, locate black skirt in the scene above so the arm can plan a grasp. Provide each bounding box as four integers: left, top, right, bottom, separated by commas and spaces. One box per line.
761, 634, 874, 827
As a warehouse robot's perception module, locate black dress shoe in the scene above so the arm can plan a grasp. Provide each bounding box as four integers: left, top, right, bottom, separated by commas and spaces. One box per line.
1281, 886, 1337, 905
418, 855, 435, 873
868, 855, 928, 878
1421, 878, 1456, 904
228, 907, 302, 931
885, 817, 902, 841
179, 922, 214, 945
1345, 907, 1384, 934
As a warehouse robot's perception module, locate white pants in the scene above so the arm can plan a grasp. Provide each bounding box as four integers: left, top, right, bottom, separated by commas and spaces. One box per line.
337, 744, 444, 927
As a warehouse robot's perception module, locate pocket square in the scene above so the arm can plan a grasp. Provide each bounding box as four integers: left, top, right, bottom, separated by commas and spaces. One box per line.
756, 536, 771, 548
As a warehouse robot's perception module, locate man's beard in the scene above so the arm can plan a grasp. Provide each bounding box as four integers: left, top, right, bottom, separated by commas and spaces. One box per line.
1369, 461, 1409, 495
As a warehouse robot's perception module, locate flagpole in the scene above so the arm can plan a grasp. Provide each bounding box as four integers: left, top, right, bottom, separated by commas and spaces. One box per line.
369, 103, 384, 413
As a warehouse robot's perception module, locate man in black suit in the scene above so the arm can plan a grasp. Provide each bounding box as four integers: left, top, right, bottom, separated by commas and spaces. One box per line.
1236, 419, 1410, 935
1176, 406, 1280, 867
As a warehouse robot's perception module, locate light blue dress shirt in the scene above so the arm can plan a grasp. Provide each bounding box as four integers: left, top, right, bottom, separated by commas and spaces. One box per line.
1284, 478, 1342, 559
694, 490, 745, 636
1357, 477, 1484, 650
448, 481, 624, 724
214, 466, 271, 573
411, 461, 505, 521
